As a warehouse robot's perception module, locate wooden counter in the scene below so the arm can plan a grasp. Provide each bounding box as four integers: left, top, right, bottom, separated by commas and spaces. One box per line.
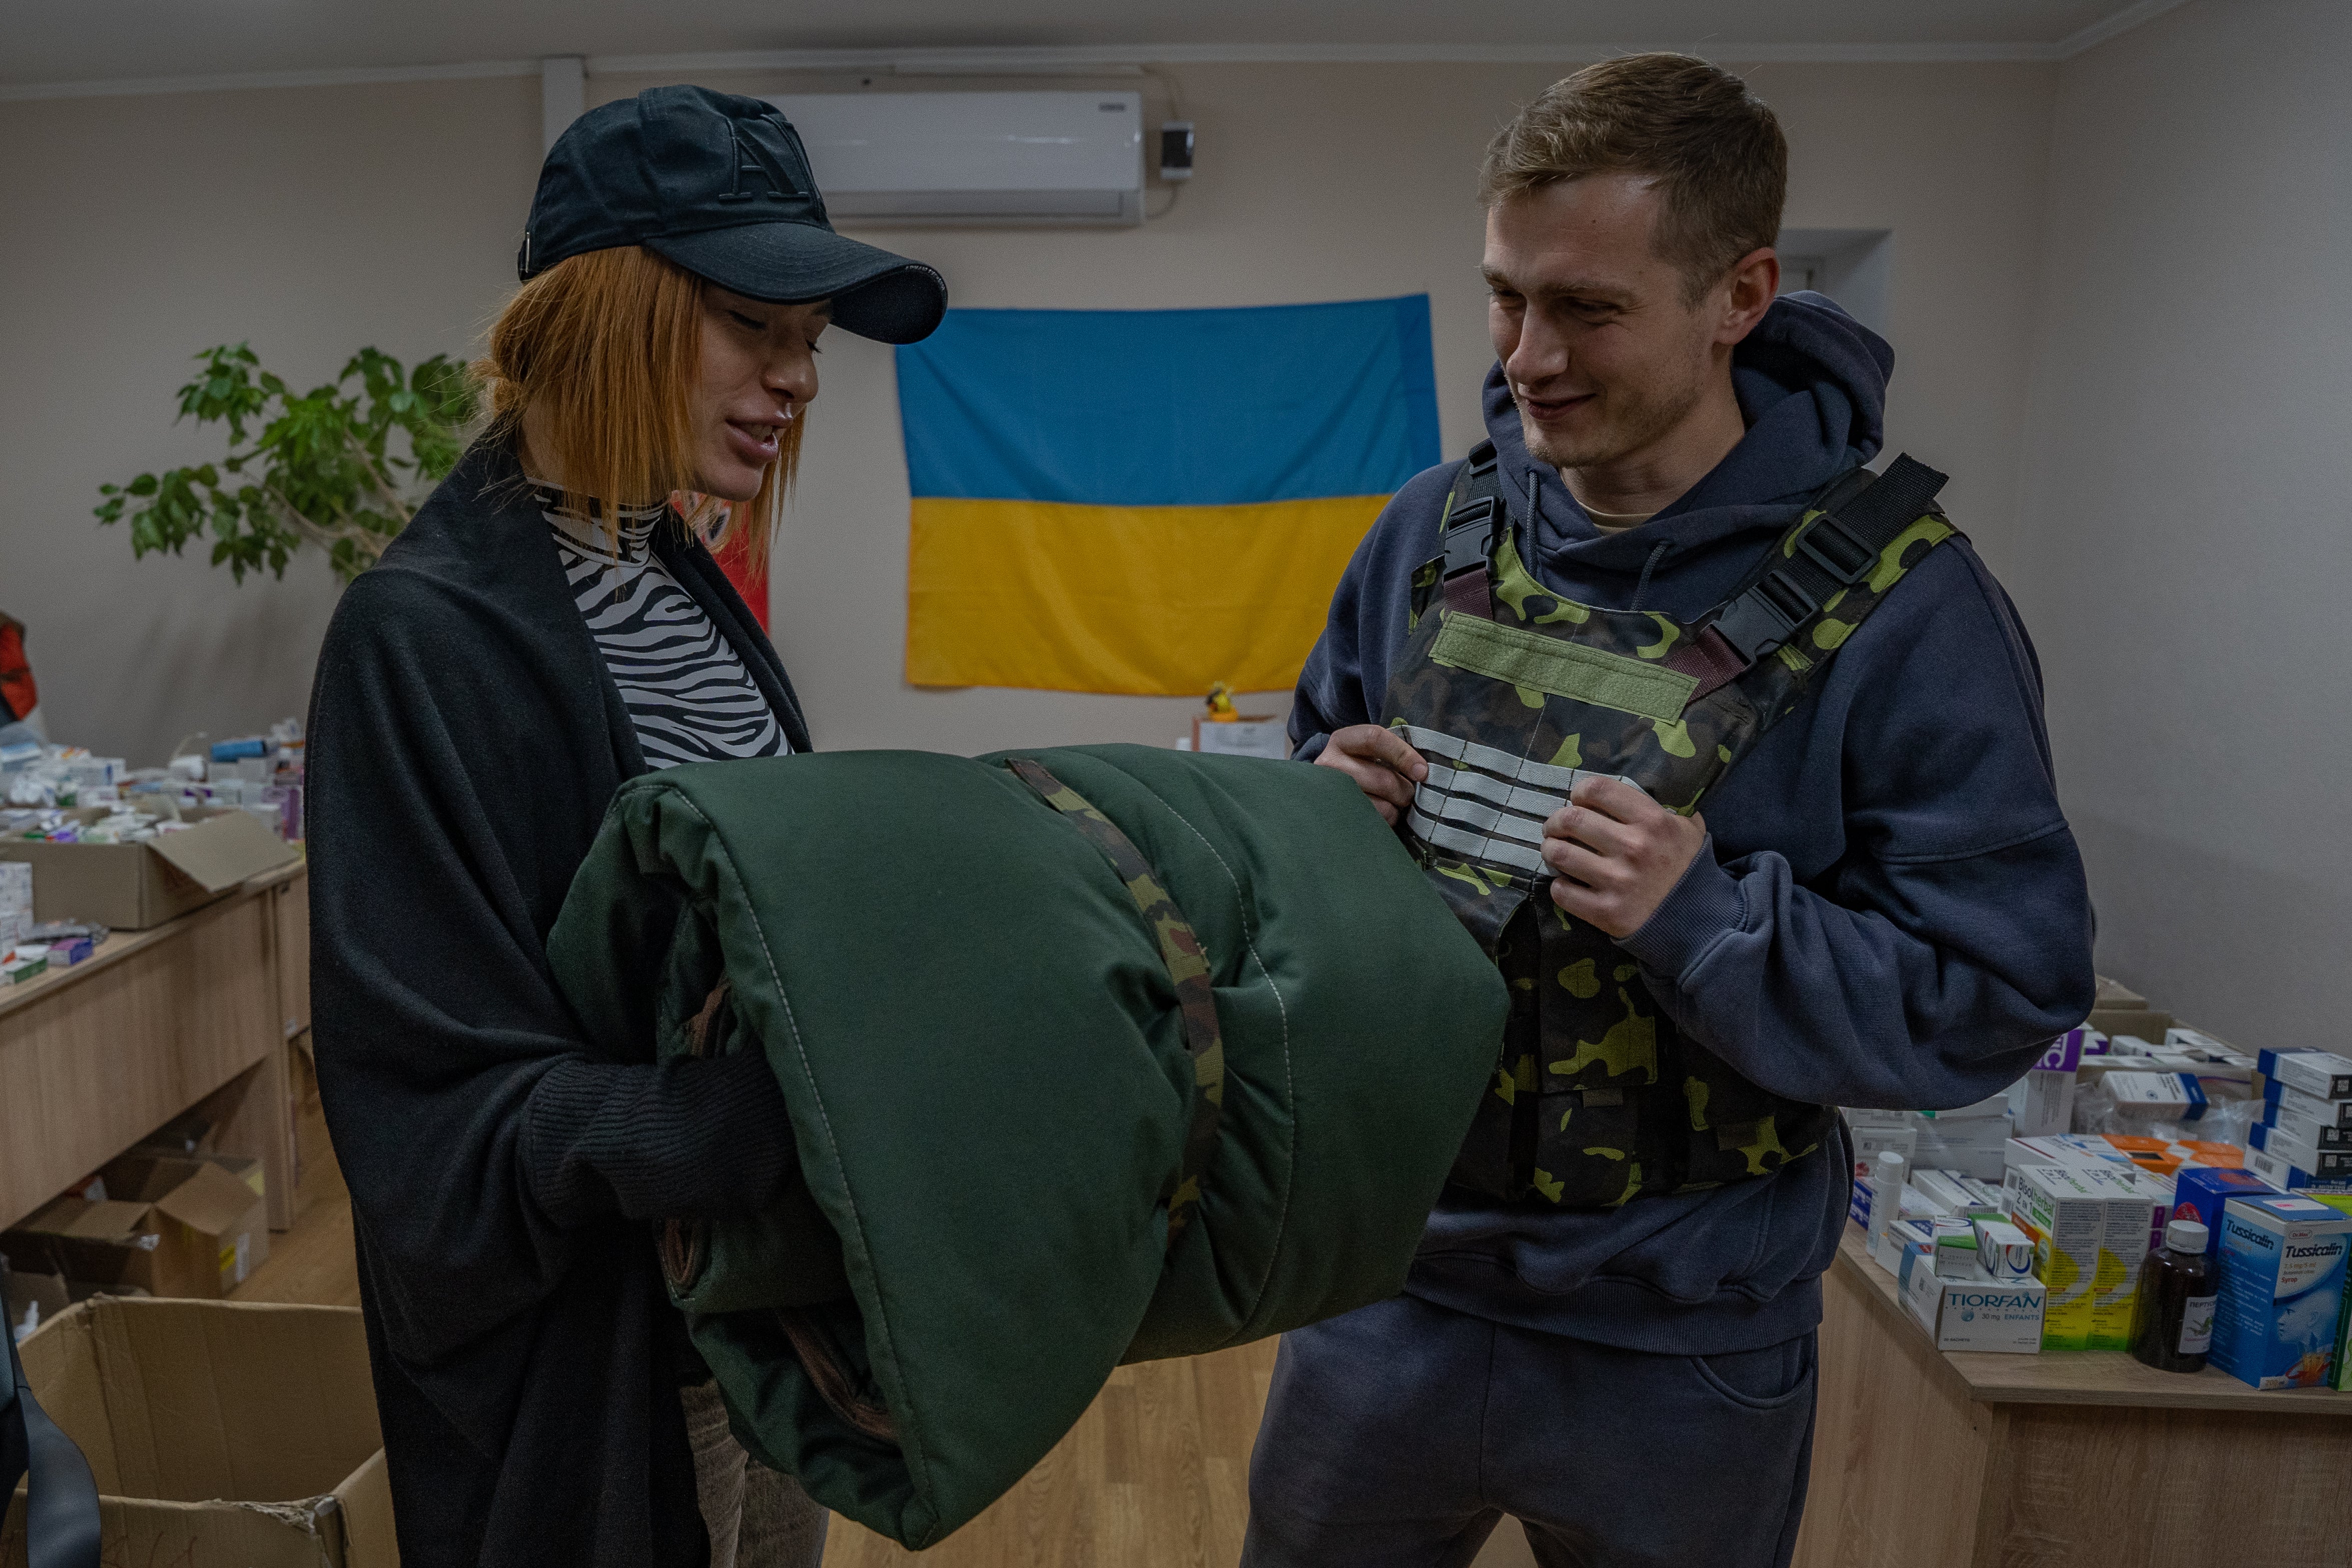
1793, 1226, 2352, 1568
1, 861, 309, 1233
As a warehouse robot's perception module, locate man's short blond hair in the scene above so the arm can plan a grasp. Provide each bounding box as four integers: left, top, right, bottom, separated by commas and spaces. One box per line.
1480, 54, 1788, 303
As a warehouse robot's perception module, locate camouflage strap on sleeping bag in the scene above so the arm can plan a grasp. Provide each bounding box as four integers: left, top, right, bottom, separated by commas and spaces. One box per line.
1005, 758, 1226, 1244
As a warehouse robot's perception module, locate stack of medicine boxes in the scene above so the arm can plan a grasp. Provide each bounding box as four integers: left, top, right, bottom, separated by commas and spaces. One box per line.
2002, 1159, 2169, 1351
2245, 1050, 2352, 1191
1864, 1151, 2042, 1354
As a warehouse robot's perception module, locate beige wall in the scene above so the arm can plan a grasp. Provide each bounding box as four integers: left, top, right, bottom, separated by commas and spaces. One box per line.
0, 79, 541, 765
2010, 0, 2352, 1048
1, 59, 2055, 764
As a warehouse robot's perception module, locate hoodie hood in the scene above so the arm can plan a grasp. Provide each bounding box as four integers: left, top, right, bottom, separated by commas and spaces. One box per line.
1486, 291, 1895, 614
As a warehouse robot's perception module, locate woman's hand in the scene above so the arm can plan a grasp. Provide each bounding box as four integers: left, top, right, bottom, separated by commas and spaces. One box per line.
1314, 724, 1427, 826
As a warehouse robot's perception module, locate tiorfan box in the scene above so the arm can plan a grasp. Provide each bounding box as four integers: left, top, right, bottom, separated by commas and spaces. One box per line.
1901, 1262, 2046, 1353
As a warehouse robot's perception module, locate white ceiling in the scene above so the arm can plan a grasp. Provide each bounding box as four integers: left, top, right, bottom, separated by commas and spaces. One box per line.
1, 1, 2184, 95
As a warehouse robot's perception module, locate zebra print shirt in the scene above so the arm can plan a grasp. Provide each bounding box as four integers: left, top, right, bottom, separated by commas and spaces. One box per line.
540, 491, 791, 769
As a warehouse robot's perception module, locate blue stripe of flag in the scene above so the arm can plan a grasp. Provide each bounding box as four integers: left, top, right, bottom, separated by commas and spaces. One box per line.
894, 296, 1442, 507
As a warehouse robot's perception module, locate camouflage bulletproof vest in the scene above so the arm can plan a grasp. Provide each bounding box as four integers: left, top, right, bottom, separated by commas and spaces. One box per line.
1380, 444, 1956, 1208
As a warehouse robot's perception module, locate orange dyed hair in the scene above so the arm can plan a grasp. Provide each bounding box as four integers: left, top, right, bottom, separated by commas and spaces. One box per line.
474, 245, 802, 573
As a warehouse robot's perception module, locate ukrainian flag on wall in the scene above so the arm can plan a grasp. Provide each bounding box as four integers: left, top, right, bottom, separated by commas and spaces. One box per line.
896, 296, 1441, 694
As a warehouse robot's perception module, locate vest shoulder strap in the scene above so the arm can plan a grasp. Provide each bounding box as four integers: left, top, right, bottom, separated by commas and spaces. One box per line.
1666, 454, 1950, 702
1428, 443, 1513, 620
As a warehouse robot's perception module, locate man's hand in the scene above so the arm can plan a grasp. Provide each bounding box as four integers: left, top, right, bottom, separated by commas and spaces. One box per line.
1314, 724, 1426, 826
1544, 776, 1707, 938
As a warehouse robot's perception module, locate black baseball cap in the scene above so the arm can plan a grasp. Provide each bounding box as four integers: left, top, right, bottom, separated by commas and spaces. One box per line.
520, 85, 947, 345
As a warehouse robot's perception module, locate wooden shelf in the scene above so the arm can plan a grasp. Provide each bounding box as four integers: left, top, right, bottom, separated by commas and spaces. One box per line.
0, 857, 305, 1020
2, 861, 308, 1233
1833, 1224, 2352, 1415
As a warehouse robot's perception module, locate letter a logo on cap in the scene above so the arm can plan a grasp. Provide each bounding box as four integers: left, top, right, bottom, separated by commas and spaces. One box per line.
720, 123, 796, 204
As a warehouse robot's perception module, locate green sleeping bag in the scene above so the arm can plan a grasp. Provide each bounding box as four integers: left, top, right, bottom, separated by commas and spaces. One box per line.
546, 744, 1508, 1547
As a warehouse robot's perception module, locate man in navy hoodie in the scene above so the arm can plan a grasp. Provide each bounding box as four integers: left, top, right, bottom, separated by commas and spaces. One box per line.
1244, 55, 2094, 1568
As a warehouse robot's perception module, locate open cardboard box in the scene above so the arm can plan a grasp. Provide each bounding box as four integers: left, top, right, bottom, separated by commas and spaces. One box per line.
0, 802, 296, 929
0, 1155, 267, 1299
2, 1296, 396, 1568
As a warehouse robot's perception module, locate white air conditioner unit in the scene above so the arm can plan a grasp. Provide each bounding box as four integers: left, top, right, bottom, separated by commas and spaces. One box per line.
770, 92, 1144, 227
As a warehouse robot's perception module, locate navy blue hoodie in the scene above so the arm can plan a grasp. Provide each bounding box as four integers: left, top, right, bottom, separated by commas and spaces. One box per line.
1291, 294, 2096, 1354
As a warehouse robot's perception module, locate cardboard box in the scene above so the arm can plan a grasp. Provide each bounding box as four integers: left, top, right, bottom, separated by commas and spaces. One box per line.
2209, 1194, 2352, 1390
1902, 1259, 2047, 1353
0, 804, 295, 928
2094, 975, 2146, 1009
104, 1154, 270, 1296
2086, 1005, 2172, 1043
0, 1296, 395, 1568
2, 1197, 176, 1297
1, 1256, 70, 1342
1, 1156, 267, 1299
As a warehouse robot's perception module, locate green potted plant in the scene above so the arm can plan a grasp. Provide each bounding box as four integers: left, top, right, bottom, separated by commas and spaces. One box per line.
96, 343, 478, 583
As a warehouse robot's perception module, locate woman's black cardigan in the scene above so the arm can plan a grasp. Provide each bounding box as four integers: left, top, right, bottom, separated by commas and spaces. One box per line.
305, 438, 811, 1567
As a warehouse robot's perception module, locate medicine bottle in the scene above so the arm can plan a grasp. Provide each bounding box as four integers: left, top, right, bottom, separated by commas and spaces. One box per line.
2129, 1218, 2217, 1374
1865, 1151, 1907, 1247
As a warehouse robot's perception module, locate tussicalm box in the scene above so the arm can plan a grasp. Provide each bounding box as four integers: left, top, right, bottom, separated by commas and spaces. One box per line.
2210, 1194, 2352, 1390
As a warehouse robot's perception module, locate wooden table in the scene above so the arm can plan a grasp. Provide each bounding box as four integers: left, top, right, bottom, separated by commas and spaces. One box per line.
1, 861, 310, 1233
1794, 1226, 2352, 1568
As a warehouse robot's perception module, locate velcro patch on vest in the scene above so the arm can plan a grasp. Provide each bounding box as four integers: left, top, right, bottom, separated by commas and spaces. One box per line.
1429, 612, 1698, 722
1398, 724, 1650, 878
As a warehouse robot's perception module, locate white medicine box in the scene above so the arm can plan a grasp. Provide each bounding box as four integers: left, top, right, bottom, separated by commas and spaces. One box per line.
1902, 1263, 2047, 1354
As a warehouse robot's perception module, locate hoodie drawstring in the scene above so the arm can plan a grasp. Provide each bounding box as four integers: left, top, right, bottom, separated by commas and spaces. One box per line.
1631, 541, 1670, 613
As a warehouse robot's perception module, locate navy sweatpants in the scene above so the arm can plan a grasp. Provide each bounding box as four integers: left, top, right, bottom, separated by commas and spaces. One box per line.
1242, 1294, 1817, 1568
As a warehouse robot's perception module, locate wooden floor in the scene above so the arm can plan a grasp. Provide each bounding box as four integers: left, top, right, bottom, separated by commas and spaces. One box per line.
822, 1339, 1278, 1568
231, 1157, 358, 1308
233, 1160, 1421, 1567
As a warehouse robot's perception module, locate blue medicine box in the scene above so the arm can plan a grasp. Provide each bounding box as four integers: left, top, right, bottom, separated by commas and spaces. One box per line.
2209, 1194, 2352, 1390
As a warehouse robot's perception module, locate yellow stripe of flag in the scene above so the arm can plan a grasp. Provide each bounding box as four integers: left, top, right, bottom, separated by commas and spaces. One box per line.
906, 496, 1388, 695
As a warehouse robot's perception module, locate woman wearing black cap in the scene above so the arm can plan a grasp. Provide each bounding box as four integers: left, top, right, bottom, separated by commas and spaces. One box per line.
304, 87, 946, 1568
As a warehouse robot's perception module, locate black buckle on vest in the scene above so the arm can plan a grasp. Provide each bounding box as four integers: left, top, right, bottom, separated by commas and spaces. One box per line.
1442, 495, 1500, 578
1793, 512, 1877, 585
1711, 569, 1818, 660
